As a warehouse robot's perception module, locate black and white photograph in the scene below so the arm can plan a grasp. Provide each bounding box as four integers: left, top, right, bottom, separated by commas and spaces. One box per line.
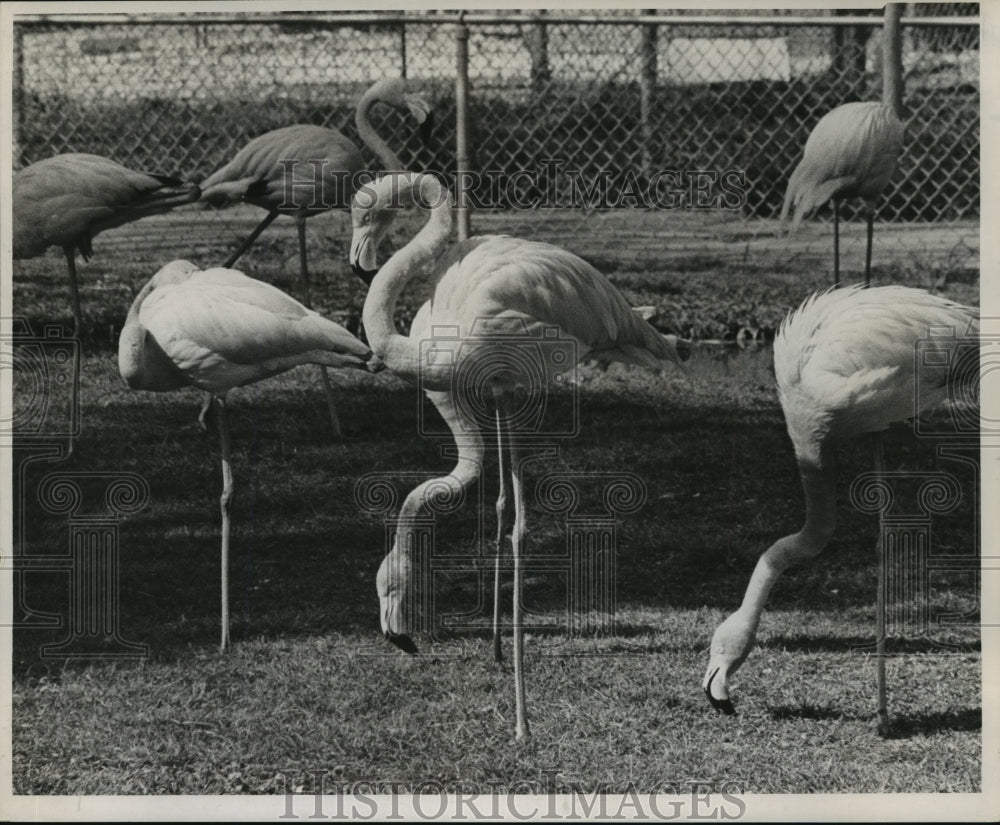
2, 1, 995, 820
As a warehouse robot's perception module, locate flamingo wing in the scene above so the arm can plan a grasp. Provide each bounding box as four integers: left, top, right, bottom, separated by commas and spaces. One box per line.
13, 153, 198, 258
140, 267, 371, 391
428, 236, 677, 369
781, 102, 904, 229
200, 125, 364, 212
775, 285, 977, 461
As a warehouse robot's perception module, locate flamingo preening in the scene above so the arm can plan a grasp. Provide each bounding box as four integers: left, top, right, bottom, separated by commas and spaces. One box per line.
779, 101, 904, 287
349, 172, 689, 740
13, 153, 201, 335
199, 77, 429, 438
703, 284, 978, 733
118, 260, 383, 651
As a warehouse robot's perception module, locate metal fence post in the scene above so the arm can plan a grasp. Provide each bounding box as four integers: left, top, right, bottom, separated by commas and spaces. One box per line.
13, 23, 24, 167
525, 10, 550, 94
639, 10, 658, 180
883, 3, 904, 116
455, 12, 471, 241
399, 21, 407, 78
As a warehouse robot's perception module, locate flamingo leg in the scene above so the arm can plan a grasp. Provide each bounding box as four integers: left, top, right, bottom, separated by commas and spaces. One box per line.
198, 392, 213, 432
296, 214, 313, 309
496, 391, 530, 741
223, 209, 280, 269
61, 246, 81, 458
832, 199, 840, 287
493, 403, 513, 663
217, 396, 234, 652
318, 368, 343, 440
292, 214, 342, 439
63, 246, 82, 337
874, 431, 890, 736
864, 210, 875, 288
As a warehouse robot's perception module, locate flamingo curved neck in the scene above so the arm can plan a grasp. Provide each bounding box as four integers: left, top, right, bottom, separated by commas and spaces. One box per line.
362, 174, 454, 380
738, 457, 837, 615
356, 90, 403, 172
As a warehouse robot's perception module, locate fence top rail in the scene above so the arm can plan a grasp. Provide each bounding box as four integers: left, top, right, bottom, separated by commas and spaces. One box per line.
11, 12, 981, 28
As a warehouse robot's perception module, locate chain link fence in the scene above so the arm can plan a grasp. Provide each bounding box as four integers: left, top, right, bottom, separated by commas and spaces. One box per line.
12, 8, 979, 273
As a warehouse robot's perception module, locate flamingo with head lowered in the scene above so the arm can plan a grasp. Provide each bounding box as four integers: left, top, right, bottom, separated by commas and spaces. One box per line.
703, 284, 978, 734
349, 171, 690, 740
118, 259, 383, 651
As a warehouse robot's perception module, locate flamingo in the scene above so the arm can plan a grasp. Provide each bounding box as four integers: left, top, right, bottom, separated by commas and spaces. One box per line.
199, 77, 431, 298
199, 77, 429, 438
13, 153, 200, 335
349, 172, 690, 740
780, 100, 904, 288
703, 284, 978, 733
118, 259, 383, 651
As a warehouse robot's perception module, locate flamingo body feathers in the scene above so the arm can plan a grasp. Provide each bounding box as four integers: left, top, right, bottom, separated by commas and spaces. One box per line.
119, 260, 377, 395
775, 285, 977, 466
198, 78, 429, 217
411, 235, 681, 388
13, 153, 200, 259
780, 102, 904, 231
199, 125, 364, 213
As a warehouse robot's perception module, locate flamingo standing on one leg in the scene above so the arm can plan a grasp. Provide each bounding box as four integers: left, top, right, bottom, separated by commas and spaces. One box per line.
13, 153, 201, 335
118, 259, 383, 651
779, 101, 904, 288
349, 172, 690, 740
703, 284, 978, 733
198, 77, 430, 437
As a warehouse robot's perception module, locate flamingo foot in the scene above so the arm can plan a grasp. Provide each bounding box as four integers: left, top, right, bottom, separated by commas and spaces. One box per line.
705, 668, 737, 716
385, 632, 418, 655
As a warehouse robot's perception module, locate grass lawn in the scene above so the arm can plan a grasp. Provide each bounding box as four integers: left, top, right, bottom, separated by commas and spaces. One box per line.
7, 212, 983, 798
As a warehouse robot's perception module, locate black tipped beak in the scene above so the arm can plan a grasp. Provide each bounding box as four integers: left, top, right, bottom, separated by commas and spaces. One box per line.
351, 263, 378, 285
706, 691, 737, 716
705, 669, 737, 715
385, 632, 418, 655
419, 111, 434, 144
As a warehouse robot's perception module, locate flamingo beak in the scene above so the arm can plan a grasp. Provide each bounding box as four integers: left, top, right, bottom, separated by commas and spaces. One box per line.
385, 631, 418, 654
349, 228, 378, 284
704, 667, 737, 716
380, 592, 418, 654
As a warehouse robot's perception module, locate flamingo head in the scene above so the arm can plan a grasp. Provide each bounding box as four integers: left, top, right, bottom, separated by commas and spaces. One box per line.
150, 259, 202, 287
703, 609, 760, 716
364, 77, 432, 133
376, 544, 418, 655
349, 176, 404, 284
